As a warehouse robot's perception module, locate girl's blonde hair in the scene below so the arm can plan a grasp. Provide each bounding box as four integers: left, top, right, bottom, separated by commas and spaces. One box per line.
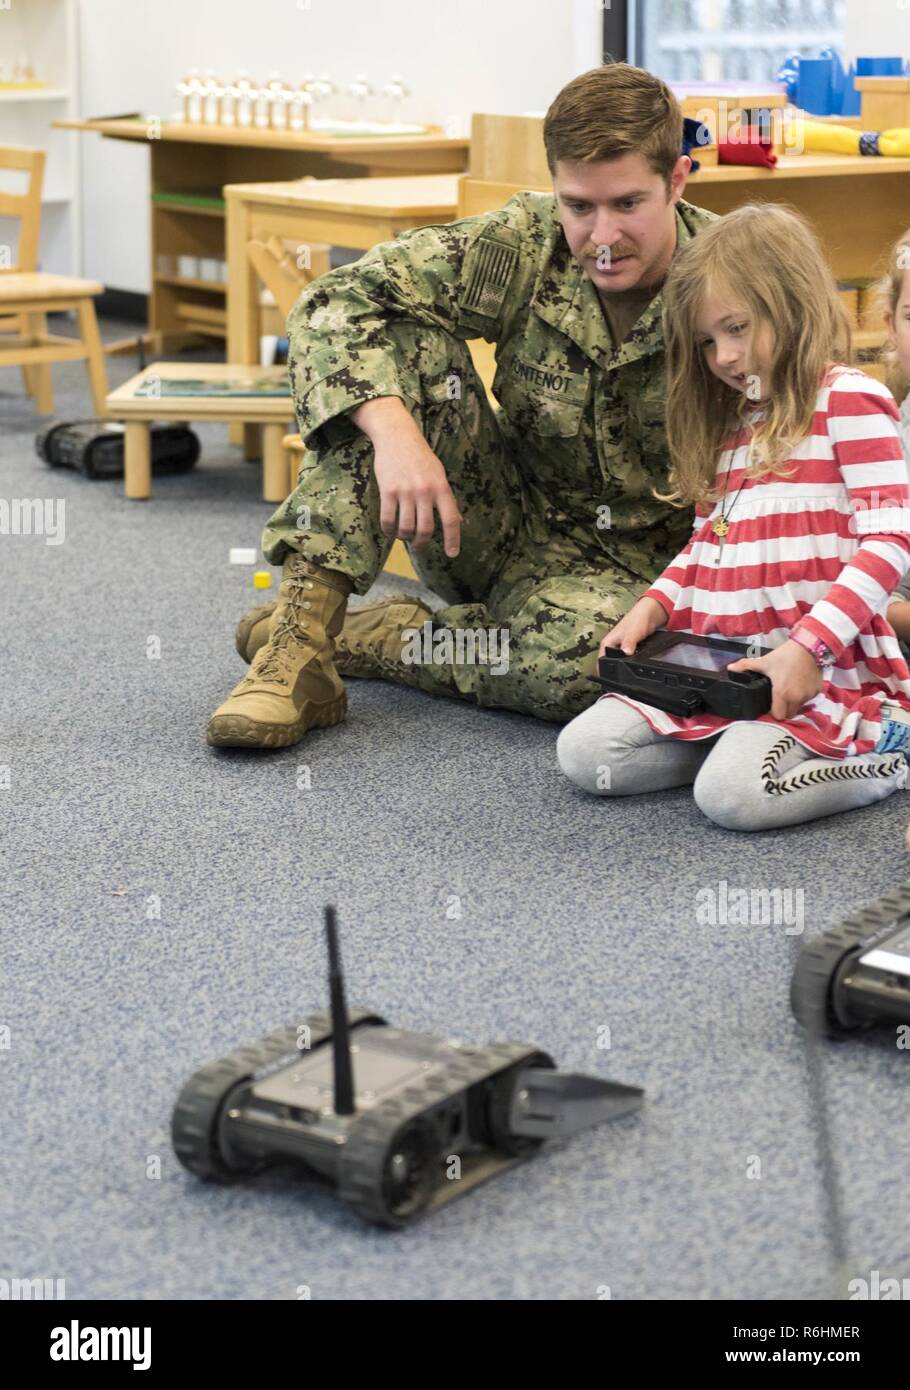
873, 228, 910, 403
656, 202, 852, 508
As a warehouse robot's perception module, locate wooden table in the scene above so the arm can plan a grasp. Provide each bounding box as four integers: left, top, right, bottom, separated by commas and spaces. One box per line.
55, 117, 468, 353
225, 173, 460, 368
106, 363, 295, 501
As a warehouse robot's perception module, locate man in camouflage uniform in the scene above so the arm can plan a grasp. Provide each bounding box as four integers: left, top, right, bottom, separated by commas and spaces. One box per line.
207, 64, 718, 748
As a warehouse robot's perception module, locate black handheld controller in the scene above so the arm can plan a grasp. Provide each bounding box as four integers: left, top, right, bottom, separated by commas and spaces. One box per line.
596, 631, 773, 720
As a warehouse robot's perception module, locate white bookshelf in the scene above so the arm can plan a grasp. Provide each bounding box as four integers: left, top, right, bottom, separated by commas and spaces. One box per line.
0, 0, 81, 275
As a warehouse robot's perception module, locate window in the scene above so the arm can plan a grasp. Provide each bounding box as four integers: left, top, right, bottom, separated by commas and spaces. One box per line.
622, 0, 846, 86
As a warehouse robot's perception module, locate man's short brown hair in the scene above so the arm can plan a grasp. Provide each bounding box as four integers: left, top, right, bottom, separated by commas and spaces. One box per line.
543, 63, 683, 192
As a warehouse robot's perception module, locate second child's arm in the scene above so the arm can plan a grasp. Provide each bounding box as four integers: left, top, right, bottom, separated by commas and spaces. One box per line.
887, 598, 910, 641
886, 565, 910, 640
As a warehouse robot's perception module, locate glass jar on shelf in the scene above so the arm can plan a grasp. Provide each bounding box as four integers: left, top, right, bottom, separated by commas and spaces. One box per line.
220, 76, 239, 126
288, 85, 312, 132
14, 52, 35, 83
177, 68, 204, 124
379, 75, 410, 128
201, 71, 223, 125
235, 71, 255, 128
252, 80, 272, 129
305, 73, 336, 127
344, 74, 374, 127
266, 73, 293, 130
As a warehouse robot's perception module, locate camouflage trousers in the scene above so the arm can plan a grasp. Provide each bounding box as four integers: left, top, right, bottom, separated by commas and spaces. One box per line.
262, 324, 649, 723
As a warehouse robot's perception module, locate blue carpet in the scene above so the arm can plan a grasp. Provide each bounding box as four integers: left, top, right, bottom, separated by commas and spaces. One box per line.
1, 319, 908, 1300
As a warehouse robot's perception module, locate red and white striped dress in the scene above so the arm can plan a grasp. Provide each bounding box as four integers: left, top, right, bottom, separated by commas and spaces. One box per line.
602, 365, 910, 757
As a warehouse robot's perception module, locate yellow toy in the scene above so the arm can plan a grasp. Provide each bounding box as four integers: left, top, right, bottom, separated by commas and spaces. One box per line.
799, 120, 910, 157
253, 571, 273, 590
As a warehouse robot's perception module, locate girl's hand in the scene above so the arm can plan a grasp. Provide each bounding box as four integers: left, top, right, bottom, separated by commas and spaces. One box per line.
599, 597, 668, 658
728, 640, 824, 720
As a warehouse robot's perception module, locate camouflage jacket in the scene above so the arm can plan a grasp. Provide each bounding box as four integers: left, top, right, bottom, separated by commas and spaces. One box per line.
286, 192, 719, 581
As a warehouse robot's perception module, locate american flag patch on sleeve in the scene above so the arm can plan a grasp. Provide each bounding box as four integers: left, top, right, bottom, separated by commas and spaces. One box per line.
459, 236, 519, 319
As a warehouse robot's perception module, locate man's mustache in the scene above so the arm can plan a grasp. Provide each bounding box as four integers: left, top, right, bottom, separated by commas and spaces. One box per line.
583, 246, 636, 261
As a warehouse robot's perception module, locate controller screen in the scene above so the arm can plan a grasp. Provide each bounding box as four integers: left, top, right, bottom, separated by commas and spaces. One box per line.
657, 641, 742, 672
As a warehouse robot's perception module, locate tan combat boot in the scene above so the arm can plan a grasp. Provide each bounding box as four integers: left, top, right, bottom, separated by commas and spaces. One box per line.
235, 594, 437, 682
333, 595, 437, 683
235, 602, 276, 663
207, 555, 352, 748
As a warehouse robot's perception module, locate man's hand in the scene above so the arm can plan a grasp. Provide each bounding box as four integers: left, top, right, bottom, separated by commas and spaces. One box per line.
727, 639, 824, 720
351, 397, 463, 557
599, 596, 669, 657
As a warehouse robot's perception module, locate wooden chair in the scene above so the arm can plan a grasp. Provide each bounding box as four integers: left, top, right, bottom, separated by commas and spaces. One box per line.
246, 234, 327, 322
0, 144, 109, 415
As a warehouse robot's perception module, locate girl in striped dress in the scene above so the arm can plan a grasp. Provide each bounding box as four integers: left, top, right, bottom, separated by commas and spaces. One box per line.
558, 203, 910, 832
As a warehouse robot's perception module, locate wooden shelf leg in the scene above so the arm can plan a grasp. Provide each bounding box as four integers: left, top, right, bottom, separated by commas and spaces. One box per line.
124, 422, 152, 499
243, 422, 260, 460
262, 423, 288, 502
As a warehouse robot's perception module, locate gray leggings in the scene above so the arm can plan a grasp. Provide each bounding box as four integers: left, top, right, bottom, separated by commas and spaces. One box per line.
556, 696, 909, 832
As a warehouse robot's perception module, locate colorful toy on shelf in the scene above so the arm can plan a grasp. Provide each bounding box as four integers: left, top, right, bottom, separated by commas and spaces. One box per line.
718, 127, 777, 168
681, 116, 712, 173
800, 121, 910, 158
777, 52, 910, 119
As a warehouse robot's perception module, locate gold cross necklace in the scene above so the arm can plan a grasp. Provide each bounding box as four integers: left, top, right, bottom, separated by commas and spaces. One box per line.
711, 461, 747, 561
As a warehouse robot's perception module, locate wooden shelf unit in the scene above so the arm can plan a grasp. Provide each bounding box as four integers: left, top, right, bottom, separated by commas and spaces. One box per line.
56, 117, 469, 353
0, 0, 81, 275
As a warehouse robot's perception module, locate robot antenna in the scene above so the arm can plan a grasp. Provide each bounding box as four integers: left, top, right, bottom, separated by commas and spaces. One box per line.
325, 906, 355, 1115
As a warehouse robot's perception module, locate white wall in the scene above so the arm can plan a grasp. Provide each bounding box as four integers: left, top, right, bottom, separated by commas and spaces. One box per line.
844, 2, 910, 60
74, 0, 910, 295
78, 0, 601, 293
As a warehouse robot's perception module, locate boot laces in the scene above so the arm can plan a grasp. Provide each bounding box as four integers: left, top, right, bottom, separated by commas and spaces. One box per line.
251, 575, 313, 684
